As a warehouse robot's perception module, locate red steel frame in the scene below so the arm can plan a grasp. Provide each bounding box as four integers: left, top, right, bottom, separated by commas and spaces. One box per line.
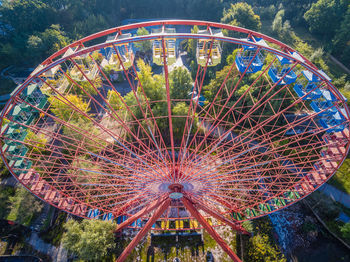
1, 20, 350, 261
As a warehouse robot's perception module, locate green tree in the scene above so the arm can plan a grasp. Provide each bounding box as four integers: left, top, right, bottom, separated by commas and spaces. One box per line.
340, 223, 350, 240
271, 9, 296, 43
62, 117, 106, 155
0, 158, 10, 179
49, 94, 91, 122
62, 219, 116, 261
107, 89, 125, 112
137, 59, 165, 102
0, 0, 55, 34
0, 186, 15, 219
170, 67, 193, 100
72, 15, 109, 38
304, 0, 348, 38
332, 6, 350, 66
134, 27, 151, 52
7, 187, 43, 226
172, 102, 189, 139
186, 25, 199, 61
24, 130, 49, 155
221, 3, 261, 31
247, 234, 286, 262
70, 76, 102, 96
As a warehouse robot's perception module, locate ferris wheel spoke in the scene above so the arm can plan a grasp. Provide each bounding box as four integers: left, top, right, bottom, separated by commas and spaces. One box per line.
59, 67, 164, 164
177, 38, 214, 170
183, 59, 287, 165
2, 21, 349, 241
183, 48, 272, 165
39, 76, 159, 161
7, 102, 160, 179
187, 92, 339, 174
37, 83, 170, 180
89, 51, 170, 160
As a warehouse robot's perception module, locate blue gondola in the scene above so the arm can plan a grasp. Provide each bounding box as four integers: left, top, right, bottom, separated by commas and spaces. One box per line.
293, 70, 322, 100
189, 86, 206, 106
87, 208, 100, 218
236, 37, 266, 73
235, 52, 264, 73
310, 100, 337, 116
103, 213, 114, 221
268, 54, 297, 85
319, 108, 346, 133
320, 89, 337, 102
293, 83, 322, 100
116, 215, 123, 224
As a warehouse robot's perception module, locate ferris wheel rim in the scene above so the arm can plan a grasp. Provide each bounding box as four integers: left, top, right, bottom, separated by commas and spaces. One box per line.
0, 20, 349, 227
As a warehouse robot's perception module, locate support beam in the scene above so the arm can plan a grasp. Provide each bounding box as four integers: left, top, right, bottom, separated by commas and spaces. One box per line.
195, 202, 250, 235
115, 196, 167, 232
182, 197, 242, 262
116, 198, 171, 262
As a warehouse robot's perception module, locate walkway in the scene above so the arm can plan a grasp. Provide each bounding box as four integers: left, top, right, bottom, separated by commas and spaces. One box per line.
28, 232, 68, 262
320, 183, 350, 208
0, 176, 18, 187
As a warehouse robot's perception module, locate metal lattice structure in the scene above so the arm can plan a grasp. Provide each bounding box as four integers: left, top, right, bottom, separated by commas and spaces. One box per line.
1, 20, 350, 261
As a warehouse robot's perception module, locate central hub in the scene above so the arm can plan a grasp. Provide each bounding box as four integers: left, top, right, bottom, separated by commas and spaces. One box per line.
168, 183, 184, 199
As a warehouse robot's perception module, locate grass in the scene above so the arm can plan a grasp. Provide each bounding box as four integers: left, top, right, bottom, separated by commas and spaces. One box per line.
328, 158, 350, 195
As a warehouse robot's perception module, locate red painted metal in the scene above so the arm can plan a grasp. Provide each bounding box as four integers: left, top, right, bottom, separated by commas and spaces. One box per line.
1, 20, 350, 262
116, 198, 171, 262
115, 196, 168, 232
182, 196, 242, 262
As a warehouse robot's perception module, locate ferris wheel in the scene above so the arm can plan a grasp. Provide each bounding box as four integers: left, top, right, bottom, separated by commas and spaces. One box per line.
1, 20, 349, 262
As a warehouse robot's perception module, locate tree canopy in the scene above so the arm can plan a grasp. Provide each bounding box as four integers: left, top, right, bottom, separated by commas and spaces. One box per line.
304, 0, 348, 38
221, 2, 261, 31
62, 219, 116, 261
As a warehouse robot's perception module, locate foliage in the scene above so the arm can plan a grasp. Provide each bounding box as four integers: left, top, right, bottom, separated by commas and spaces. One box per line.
7, 187, 43, 226
69, 75, 103, 96
24, 130, 48, 155
242, 220, 254, 233
0, 0, 55, 34
0, 158, 10, 179
170, 67, 193, 100
271, 9, 297, 43
172, 102, 191, 139
328, 159, 350, 195
62, 117, 106, 154
40, 212, 67, 246
62, 219, 116, 261
107, 89, 125, 112
246, 234, 286, 262
0, 186, 15, 219
221, 3, 261, 31
186, 25, 199, 61
49, 94, 90, 122
340, 223, 350, 240
134, 27, 151, 52
304, 0, 348, 38
27, 24, 69, 61
136, 59, 165, 102
72, 15, 109, 39
331, 6, 350, 66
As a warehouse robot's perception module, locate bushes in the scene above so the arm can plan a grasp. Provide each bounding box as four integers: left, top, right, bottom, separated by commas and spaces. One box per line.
62, 219, 117, 261
6, 187, 43, 226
